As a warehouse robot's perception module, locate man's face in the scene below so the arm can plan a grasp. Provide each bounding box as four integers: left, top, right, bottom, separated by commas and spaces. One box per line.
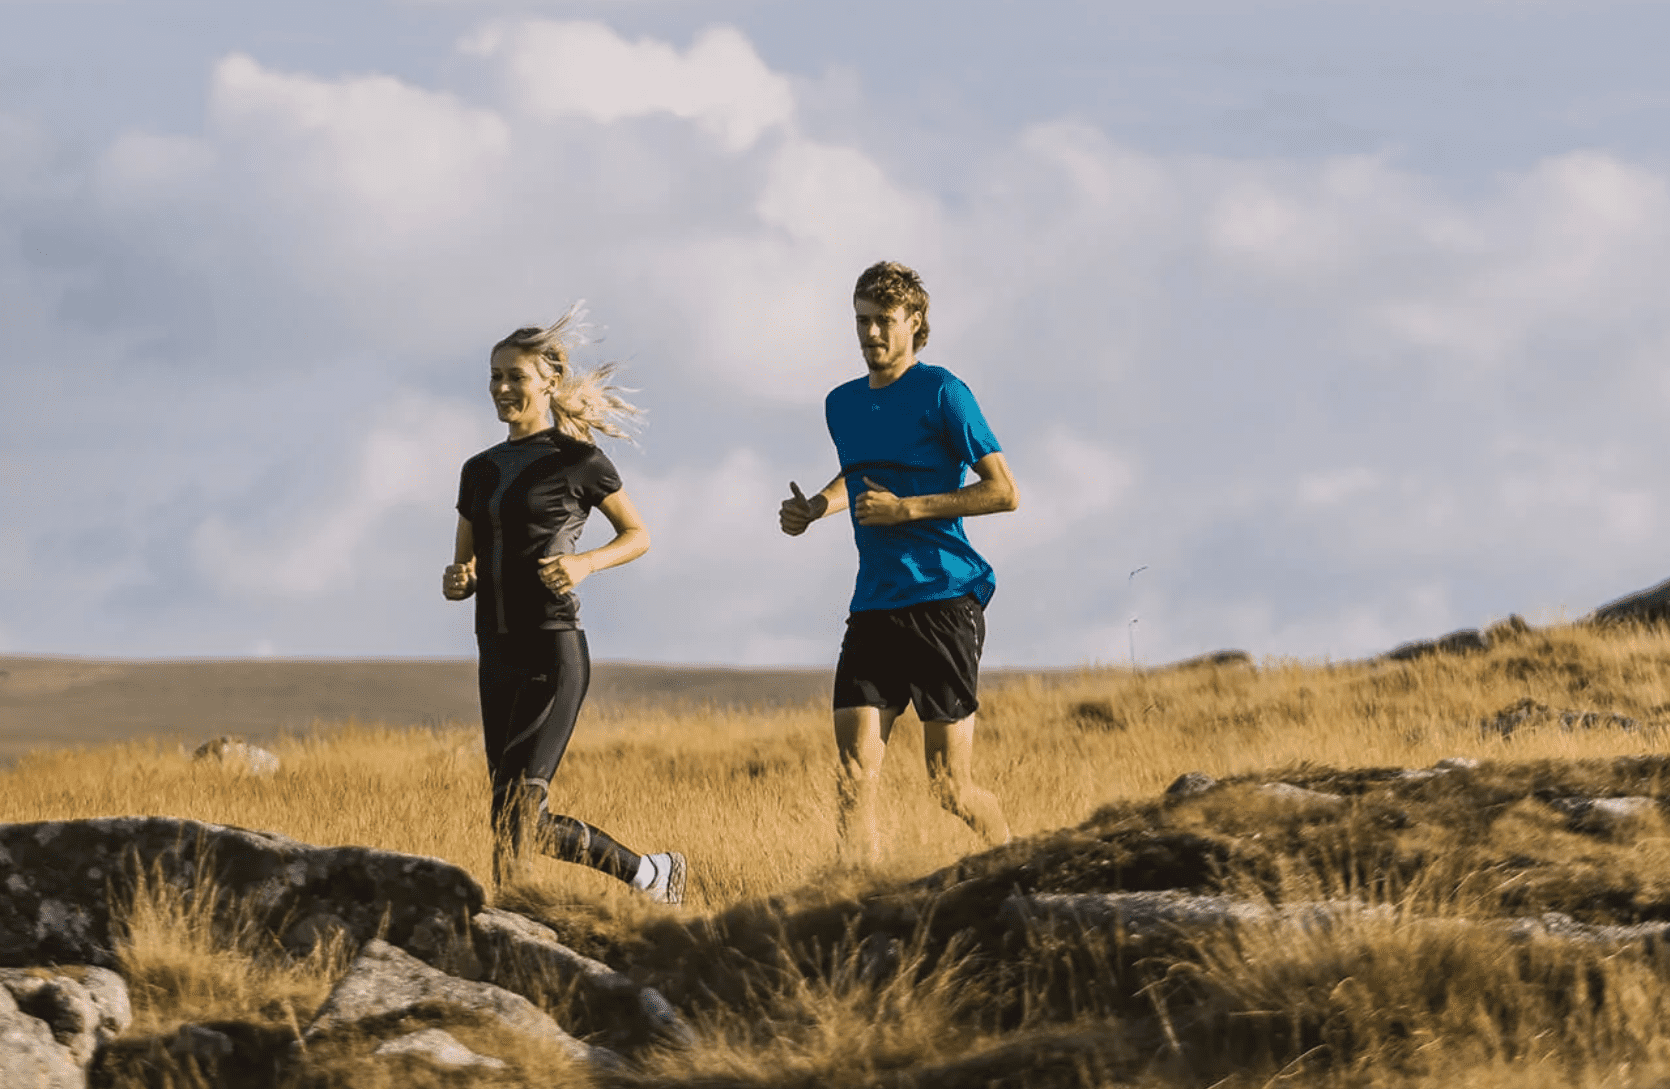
854, 297, 920, 374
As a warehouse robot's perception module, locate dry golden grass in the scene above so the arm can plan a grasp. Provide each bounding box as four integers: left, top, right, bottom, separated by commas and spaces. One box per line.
12, 621, 1670, 1087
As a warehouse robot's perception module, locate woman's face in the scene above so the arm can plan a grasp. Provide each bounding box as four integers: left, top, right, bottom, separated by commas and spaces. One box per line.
489, 348, 555, 432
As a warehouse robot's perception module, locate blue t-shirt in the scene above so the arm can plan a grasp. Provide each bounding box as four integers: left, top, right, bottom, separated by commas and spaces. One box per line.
825, 363, 1001, 613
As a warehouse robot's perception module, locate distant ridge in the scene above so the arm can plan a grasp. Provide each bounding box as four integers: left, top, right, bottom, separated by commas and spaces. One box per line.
0, 657, 828, 765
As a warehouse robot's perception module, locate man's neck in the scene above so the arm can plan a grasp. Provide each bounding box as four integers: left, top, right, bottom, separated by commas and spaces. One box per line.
867, 354, 917, 389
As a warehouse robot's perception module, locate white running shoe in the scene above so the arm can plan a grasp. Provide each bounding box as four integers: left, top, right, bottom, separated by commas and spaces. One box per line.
639, 851, 687, 905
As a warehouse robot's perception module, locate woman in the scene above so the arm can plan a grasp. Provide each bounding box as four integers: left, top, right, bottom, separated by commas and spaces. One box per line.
442, 306, 684, 903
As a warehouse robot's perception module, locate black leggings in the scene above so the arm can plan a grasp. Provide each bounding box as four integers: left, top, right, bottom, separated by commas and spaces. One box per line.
477, 629, 640, 882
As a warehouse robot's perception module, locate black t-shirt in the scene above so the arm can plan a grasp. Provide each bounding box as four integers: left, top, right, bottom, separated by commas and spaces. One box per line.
456, 428, 622, 634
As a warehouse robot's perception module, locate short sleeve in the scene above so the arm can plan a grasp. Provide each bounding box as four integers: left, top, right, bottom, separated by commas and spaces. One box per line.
455, 459, 475, 518
940, 376, 1002, 467
577, 448, 623, 509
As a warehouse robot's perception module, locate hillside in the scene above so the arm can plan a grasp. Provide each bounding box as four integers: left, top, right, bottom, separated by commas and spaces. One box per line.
6, 619, 1670, 1086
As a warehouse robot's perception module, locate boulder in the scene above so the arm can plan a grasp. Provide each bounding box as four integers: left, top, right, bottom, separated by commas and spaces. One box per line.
1256, 782, 1347, 813
373, 1028, 506, 1070
1591, 577, 1670, 627
0, 967, 131, 1067
167, 1023, 235, 1064
1396, 757, 1479, 782
1161, 649, 1255, 672
1000, 890, 1384, 952
1546, 796, 1660, 836
192, 736, 281, 777
0, 817, 483, 968
0, 986, 81, 1089
305, 939, 616, 1069
1164, 772, 1218, 799
471, 908, 694, 1053
1382, 628, 1490, 662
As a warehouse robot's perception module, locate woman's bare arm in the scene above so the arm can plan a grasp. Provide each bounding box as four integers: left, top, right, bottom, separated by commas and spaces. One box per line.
442, 516, 476, 600
539, 489, 651, 594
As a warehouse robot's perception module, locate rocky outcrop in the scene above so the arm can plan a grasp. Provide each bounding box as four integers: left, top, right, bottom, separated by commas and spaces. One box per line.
373, 1027, 506, 1070
0, 815, 703, 1085
0, 968, 130, 1068
0, 817, 483, 968
303, 939, 617, 1069
1382, 627, 1491, 662
0, 985, 81, 1089
1591, 577, 1670, 627
1546, 795, 1660, 835
471, 908, 694, 1053
1003, 891, 1670, 954
0, 968, 129, 1089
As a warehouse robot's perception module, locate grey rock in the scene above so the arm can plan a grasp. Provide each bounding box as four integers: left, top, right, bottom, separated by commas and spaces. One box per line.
856, 932, 902, 985
167, 1023, 235, 1062
1161, 649, 1255, 672
1001, 891, 1386, 950
281, 912, 352, 957
1164, 772, 1218, 799
1547, 796, 1659, 835
0, 986, 81, 1089
77, 968, 131, 1044
0, 817, 483, 968
1256, 782, 1347, 811
1398, 756, 1483, 782
1591, 577, 1670, 627
192, 736, 281, 777
374, 1028, 506, 1070
1006, 893, 1670, 957
1507, 912, 1670, 947
1383, 628, 1490, 662
472, 907, 694, 1052
306, 939, 617, 1069
0, 968, 125, 1067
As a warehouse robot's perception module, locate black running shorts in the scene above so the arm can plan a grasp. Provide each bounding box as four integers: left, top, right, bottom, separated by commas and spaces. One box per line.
833, 594, 986, 722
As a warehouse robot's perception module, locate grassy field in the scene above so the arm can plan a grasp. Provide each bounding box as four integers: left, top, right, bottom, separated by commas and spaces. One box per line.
10, 623, 1670, 1086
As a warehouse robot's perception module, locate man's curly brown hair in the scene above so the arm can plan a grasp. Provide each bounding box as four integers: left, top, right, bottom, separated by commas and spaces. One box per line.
853, 261, 930, 351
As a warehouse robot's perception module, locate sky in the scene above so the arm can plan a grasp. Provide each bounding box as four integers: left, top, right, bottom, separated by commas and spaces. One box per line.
3, 0, 1670, 668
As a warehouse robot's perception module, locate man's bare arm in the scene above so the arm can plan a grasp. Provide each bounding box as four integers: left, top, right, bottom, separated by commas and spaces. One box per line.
853, 453, 1018, 527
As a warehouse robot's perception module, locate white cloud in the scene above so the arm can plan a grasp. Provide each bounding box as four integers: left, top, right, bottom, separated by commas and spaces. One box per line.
14, 17, 1670, 666
98, 132, 214, 197
466, 20, 793, 151
976, 430, 1134, 563
209, 53, 511, 247
1369, 152, 1670, 367
192, 394, 489, 599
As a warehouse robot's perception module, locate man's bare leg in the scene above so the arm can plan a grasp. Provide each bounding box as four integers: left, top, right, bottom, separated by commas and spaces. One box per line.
923, 715, 1011, 846
834, 705, 900, 865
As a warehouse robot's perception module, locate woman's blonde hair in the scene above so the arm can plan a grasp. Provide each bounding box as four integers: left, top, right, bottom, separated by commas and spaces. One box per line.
492, 302, 643, 444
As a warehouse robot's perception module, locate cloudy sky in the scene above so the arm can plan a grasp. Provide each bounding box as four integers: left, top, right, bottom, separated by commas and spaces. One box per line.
3, 0, 1669, 667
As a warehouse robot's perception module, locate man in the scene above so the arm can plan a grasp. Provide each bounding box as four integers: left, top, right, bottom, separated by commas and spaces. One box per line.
780, 260, 1018, 864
